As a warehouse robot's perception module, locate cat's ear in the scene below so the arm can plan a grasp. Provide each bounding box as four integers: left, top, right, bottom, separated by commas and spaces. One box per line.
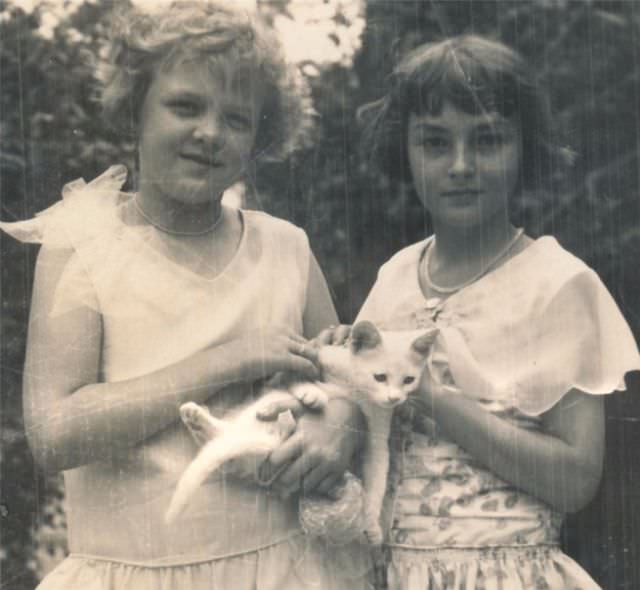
351, 321, 382, 353
411, 328, 438, 357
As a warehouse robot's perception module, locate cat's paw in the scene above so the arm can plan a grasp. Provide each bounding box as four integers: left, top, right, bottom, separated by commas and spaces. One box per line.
364, 524, 384, 546
291, 384, 328, 409
363, 509, 384, 546
180, 402, 218, 445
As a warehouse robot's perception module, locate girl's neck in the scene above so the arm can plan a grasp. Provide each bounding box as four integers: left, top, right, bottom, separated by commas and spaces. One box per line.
136, 188, 224, 236
431, 214, 518, 266
425, 214, 524, 294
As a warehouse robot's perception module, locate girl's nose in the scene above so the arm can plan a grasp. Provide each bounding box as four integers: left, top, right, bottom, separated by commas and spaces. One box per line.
448, 142, 475, 179
193, 116, 225, 149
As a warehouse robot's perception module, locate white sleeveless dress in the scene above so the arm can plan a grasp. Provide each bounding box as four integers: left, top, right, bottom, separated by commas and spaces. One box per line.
0, 165, 372, 590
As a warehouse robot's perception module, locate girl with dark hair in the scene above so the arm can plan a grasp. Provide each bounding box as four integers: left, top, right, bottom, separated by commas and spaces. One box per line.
355, 35, 639, 589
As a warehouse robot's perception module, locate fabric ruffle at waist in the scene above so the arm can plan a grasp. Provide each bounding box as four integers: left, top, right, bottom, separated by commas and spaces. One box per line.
387, 544, 600, 590
36, 534, 373, 590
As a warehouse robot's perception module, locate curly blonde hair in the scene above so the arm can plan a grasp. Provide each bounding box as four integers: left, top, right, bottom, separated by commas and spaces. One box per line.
97, 1, 313, 160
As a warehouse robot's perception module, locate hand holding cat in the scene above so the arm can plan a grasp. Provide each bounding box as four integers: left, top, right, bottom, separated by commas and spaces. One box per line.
313, 324, 352, 347
260, 398, 366, 499
225, 327, 321, 382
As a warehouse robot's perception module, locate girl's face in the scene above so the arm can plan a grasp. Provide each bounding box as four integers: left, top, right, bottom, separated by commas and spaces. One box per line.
137, 59, 262, 206
407, 102, 521, 231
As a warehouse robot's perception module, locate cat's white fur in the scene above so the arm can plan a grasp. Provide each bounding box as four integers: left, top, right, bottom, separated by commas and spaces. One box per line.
289, 321, 436, 544
165, 391, 296, 524
165, 321, 436, 545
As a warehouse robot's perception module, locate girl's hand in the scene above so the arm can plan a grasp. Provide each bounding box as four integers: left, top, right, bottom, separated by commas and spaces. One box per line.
259, 398, 365, 498
227, 327, 320, 382
312, 324, 352, 347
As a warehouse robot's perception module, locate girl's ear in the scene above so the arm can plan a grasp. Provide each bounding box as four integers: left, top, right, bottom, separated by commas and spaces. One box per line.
351, 321, 382, 353
411, 328, 437, 357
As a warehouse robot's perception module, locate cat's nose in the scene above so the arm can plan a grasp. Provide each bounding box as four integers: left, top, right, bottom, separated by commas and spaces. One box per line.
387, 394, 402, 404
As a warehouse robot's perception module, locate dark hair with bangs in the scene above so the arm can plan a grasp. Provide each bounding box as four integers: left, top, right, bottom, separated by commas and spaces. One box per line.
359, 35, 569, 192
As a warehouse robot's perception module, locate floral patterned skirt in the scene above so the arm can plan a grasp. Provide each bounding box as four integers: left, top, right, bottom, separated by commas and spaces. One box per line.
387, 544, 600, 590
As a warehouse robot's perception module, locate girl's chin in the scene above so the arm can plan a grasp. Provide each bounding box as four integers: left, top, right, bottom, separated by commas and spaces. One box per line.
429, 205, 510, 231
165, 179, 226, 206
431, 211, 486, 230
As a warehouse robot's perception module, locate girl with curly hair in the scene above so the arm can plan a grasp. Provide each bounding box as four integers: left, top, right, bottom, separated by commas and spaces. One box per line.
1, 2, 370, 588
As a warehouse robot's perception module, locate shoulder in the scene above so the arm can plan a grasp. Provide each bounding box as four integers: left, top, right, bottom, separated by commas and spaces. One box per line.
378, 239, 428, 279
242, 210, 310, 250
526, 236, 600, 296
356, 240, 426, 322
502, 235, 621, 334
532, 236, 591, 274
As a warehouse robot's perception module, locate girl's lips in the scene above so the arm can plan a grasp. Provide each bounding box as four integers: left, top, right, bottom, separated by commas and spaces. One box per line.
440, 190, 483, 207
181, 154, 223, 167
442, 190, 482, 197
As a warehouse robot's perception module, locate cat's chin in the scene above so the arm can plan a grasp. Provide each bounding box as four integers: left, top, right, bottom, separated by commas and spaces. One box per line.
371, 398, 407, 409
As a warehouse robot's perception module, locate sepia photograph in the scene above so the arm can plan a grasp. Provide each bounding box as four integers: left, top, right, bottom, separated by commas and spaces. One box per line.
1, 1, 639, 588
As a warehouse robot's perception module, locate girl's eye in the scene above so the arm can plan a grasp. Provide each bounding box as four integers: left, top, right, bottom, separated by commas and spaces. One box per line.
373, 373, 387, 383
475, 133, 504, 149
403, 376, 415, 385
224, 113, 252, 132
168, 100, 200, 117
422, 136, 449, 150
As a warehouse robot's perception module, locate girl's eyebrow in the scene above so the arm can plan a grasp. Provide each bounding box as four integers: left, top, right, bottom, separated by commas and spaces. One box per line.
474, 120, 510, 132
163, 90, 255, 115
410, 123, 448, 133
164, 89, 204, 101
412, 121, 512, 134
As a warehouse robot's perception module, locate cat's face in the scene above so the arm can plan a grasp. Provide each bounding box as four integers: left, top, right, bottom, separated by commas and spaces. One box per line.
349, 321, 435, 408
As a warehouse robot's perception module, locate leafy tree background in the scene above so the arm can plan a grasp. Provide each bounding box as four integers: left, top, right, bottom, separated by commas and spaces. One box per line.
1, 1, 639, 588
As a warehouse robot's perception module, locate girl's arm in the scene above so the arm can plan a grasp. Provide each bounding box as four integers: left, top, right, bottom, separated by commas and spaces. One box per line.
421, 381, 604, 513
24, 248, 319, 473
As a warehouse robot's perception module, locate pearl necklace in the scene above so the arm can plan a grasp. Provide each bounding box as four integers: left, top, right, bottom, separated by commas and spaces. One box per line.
422, 227, 524, 296
133, 196, 224, 237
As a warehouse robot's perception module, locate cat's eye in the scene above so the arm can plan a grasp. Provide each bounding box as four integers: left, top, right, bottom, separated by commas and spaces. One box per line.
403, 376, 415, 385
373, 373, 387, 383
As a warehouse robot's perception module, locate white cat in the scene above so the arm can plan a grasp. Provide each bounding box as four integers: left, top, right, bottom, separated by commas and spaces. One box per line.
290, 321, 435, 544
165, 321, 436, 545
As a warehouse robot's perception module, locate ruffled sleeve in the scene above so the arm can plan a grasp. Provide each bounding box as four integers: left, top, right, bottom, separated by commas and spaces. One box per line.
442, 241, 640, 416
510, 268, 639, 414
